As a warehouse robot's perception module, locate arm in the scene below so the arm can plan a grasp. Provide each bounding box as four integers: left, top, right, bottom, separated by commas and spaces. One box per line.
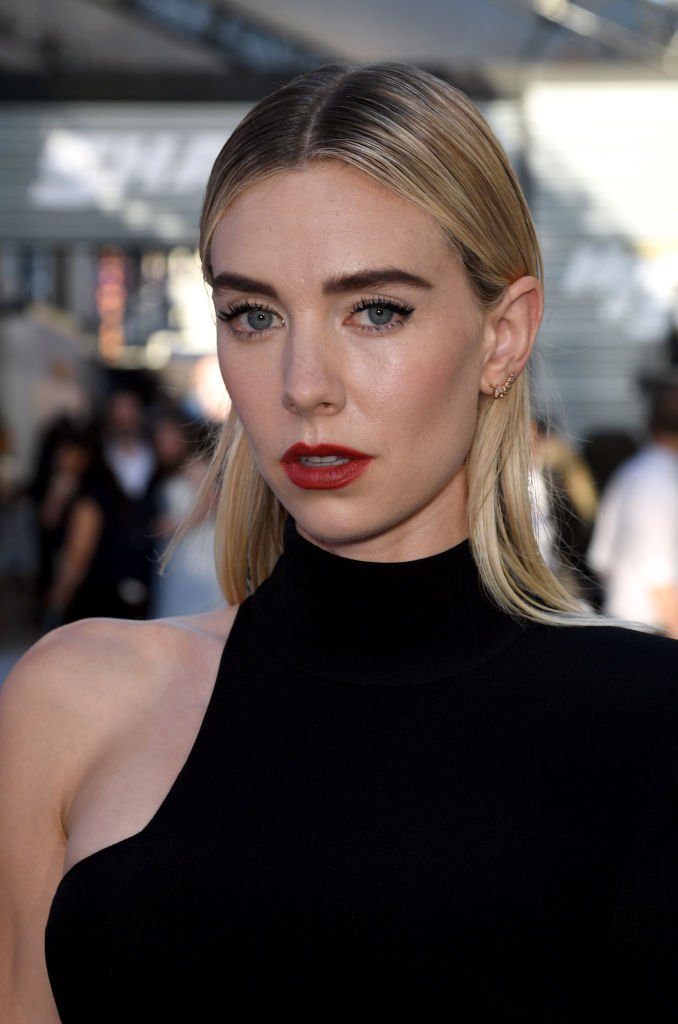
0, 635, 75, 1021
0, 620, 127, 1023
649, 585, 678, 639
45, 496, 103, 614
0, 613, 232, 1022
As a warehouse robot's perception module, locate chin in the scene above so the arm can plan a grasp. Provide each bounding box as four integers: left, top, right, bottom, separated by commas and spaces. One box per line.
293, 515, 380, 551
289, 504, 417, 559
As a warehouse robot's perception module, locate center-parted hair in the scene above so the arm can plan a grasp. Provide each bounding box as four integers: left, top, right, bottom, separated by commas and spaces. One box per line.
197, 62, 586, 621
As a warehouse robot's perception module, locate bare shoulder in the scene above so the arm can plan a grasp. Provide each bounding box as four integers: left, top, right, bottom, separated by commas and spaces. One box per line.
0, 606, 240, 826
0, 617, 148, 786
3, 605, 237, 720
0, 607, 239, 1021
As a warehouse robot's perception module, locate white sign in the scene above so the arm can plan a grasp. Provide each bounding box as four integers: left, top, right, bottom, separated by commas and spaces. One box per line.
29, 129, 226, 210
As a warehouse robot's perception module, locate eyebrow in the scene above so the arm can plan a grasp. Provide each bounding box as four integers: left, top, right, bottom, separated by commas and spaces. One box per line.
212, 272, 279, 300
323, 268, 433, 294
211, 267, 433, 299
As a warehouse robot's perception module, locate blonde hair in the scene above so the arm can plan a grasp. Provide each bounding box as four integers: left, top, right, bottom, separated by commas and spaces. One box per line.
198, 62, 588, 622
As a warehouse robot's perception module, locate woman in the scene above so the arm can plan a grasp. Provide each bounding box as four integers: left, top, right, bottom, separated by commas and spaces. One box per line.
149, 417, 223, 619
2, 63, 677, 1022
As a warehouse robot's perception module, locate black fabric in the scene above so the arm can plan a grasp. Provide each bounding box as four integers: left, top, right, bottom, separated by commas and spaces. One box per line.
63, 463, 157, 623
45, 522, 678, 1021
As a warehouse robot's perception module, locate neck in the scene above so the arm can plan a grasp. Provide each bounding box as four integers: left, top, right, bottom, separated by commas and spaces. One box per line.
250, 519, 524, 686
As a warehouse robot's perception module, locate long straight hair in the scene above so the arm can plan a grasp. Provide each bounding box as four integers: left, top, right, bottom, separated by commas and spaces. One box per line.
195, 62, 587, 622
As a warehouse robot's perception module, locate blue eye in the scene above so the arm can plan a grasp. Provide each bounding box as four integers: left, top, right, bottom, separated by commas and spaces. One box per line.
246, 309, 274, 331
350, 296, 414, 332
217, 301, 283, 337
367, 305, 395, 326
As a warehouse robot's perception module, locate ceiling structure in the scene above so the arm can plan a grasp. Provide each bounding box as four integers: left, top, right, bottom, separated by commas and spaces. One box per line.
1, 0, 678, 99
228, 0, 678, 70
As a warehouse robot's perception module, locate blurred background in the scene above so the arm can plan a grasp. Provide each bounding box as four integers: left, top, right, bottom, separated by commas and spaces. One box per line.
2, 0, 678, 673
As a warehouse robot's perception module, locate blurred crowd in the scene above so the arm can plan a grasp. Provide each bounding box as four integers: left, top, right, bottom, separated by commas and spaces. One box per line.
533, 380, 678, 638
0, 386, 223, 645
2, 376, 678, 645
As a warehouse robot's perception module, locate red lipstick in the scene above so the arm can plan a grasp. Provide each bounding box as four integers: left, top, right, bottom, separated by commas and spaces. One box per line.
281, 443, 373, 490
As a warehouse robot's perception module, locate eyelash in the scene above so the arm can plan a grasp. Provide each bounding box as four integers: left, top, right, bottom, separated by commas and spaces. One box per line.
215, 295, 416, 337
349, 296, 414, 332
216, 300, 278, 322
216, 300, 282, 338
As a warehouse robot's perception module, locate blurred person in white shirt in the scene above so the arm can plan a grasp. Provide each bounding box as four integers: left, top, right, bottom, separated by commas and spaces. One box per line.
588, 384, 678, 636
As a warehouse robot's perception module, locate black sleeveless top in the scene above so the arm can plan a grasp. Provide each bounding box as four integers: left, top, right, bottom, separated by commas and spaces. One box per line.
45, 524, 678, 1021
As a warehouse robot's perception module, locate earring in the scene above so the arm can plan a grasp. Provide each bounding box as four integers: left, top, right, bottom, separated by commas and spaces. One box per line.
489, 373, 515, 399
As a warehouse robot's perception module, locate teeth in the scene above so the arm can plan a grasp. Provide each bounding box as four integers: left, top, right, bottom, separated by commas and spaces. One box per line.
300, 455, 350, 465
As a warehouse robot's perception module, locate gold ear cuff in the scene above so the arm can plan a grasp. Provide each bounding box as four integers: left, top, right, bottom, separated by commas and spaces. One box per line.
489, 373, 515, 399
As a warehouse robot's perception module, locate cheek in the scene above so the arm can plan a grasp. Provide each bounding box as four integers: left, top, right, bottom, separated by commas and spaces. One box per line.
217, 363, 255, 449
216, 340, 236, 405
392, 346, 482, 444
219, 367, 285, 479
218, 347, 265, 428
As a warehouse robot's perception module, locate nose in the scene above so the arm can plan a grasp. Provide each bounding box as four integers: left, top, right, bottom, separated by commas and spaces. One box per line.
281, 325, 346, 417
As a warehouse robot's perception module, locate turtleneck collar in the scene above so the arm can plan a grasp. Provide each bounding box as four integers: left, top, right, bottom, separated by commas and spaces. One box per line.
251, 519, 524, 685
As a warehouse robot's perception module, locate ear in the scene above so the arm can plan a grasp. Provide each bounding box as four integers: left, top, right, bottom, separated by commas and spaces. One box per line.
479, 275, 543, 397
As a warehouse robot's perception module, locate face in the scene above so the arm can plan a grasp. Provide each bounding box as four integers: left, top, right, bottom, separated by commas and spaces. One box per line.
211, 161, 495, 561
153, 419, 187, 469
107, 392, 144, 440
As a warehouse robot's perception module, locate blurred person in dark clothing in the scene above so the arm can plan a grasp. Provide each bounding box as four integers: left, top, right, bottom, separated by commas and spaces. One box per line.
583, 429, 639, 497
100, 390, 156, 504
31, 419, 96, 625
0, 416, 36, 637
44, 391, 157, 624
149, 409, 192, 486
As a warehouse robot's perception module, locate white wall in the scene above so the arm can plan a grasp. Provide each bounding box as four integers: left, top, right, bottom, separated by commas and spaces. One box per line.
525, 80, 678, 437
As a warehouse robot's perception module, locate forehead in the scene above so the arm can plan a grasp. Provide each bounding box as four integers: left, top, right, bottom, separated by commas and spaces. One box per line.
210, 162, 456, 283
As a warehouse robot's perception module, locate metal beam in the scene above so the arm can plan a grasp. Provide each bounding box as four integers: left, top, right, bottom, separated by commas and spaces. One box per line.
494, 0, 678, 74
81, 0, 332, 73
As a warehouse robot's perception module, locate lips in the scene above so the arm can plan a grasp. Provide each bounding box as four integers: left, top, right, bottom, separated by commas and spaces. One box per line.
281, 443, 373, 490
